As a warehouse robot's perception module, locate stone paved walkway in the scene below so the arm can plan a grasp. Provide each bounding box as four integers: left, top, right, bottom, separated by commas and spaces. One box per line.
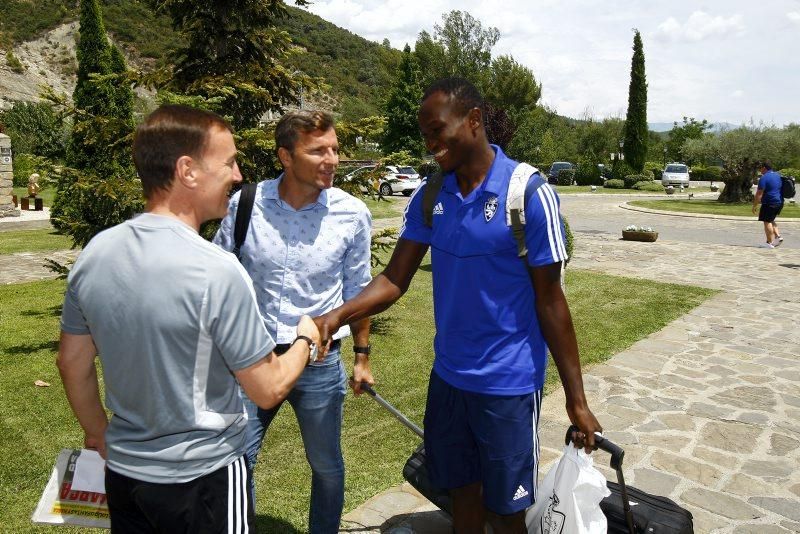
340, 233, 800, 534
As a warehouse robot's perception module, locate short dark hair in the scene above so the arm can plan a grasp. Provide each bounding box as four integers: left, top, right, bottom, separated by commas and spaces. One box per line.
275, 110, 335, 152
422, 77, 485, 118
760, 160, 773, 171
133, 105, 233, 198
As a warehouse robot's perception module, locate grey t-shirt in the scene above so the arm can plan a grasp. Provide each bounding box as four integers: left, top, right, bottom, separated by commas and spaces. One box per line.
61, 213, 275, 483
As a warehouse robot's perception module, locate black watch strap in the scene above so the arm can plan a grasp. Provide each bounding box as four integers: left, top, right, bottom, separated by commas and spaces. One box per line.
353, 344, 371, 355
293, 335, 314, 347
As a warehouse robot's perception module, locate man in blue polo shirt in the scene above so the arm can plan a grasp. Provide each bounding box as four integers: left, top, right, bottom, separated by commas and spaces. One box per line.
752, 160, 784, 248
315, 78, 601, 533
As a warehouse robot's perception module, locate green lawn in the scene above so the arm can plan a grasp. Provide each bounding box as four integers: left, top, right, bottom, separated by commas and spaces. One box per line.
0, 265, 714, 532
629, 199, 800, 218
555, 185, 717, 195
12, 187, 55, 207
0, 229, 72, 255
363, 196, 405, 219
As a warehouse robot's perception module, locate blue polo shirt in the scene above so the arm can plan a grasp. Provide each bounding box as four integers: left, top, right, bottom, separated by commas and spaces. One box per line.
758, 170, 783, 205
400, 146, 568, 395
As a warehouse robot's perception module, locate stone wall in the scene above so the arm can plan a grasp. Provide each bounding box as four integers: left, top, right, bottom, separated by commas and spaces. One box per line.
0, 133, 20, 217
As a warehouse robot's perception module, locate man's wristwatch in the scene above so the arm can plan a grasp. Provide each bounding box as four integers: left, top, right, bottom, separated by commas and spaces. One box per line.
353, 345, 371, 355
293, 335, 318, 363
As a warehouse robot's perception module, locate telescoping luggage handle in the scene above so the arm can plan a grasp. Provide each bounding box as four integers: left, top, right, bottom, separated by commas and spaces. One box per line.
361, 383, 424, 439
566, 425, 636, 534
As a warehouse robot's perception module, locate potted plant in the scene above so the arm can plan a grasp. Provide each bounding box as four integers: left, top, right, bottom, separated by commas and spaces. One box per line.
622, 225, 658, 242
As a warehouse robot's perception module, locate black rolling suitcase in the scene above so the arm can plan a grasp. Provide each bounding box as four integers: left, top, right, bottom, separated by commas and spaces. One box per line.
361, 385, 453, 515
364, 385, 693, 534
563, 425, 694, 534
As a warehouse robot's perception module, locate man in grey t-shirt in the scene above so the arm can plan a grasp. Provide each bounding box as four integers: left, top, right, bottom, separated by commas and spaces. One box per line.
57, 105, 320, 533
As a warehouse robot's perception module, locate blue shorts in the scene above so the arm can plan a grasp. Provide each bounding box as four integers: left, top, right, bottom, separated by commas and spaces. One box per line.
423, 370, 543, 515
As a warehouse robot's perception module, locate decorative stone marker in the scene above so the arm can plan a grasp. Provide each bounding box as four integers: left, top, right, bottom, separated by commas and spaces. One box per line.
0, 133, 20, 217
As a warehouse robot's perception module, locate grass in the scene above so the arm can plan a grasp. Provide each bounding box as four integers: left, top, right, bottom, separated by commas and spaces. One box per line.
12, 187, 55, 207
363, 196, 405, 219
0, 229, 72, 255
629, 199, 800, 218
0, 263, 714, 532
554, 185, 717, 195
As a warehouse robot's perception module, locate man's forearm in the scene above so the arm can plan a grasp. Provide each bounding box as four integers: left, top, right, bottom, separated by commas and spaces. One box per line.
330, 274, 403, 326
59, 363, 108, 438
537, 298, 587, 407
351, 317, 371, 347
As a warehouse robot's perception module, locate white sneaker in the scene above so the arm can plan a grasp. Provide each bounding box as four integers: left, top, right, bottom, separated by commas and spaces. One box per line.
771, 239, 782, 247
761, 243, 775, 249
777, 235, 784, 242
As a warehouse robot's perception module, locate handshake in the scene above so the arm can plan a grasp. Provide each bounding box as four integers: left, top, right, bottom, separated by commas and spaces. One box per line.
296, 311, 346, 364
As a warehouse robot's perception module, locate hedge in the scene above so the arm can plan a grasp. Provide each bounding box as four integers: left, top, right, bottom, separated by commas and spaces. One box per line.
604, 179, 625, 189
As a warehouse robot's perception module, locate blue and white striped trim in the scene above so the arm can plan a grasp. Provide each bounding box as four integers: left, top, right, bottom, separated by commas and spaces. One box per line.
535, 184, 568, 263
227, 456, 249, 533
531, 389, 543, 501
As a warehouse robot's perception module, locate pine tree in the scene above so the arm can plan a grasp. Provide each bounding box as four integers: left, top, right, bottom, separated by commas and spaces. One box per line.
51, 0, 140, 248
622, 30, 648, 172
381, 45, 424, 156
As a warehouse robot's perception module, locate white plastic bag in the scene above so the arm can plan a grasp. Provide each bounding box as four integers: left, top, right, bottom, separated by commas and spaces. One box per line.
526, 445, 611, 534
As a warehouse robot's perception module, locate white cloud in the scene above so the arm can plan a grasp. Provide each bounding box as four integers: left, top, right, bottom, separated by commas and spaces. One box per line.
655, 11, 745, 42
300, 1, 800, 125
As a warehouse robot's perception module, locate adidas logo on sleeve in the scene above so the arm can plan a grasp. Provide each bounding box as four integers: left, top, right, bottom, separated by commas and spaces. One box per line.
432, 202, 444, 215
513, 485, 529, 501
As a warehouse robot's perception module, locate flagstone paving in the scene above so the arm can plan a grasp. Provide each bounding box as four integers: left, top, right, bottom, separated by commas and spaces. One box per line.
340, 229, 800, 533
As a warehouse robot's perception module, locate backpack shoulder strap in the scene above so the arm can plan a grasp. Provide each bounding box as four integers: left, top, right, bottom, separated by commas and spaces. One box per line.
505, 163, 543, 257
232, 182, 258, 261
422, 172, 444, 228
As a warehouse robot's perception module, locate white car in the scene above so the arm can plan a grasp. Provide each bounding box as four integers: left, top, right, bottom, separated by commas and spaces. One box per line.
344, 164, 421, 196
662, 163, 690, 187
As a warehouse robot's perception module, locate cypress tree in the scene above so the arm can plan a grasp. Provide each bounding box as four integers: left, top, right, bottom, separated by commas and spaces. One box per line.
622, 30, 648, 172
52, 0, 140, 248
381, 45, 424, 156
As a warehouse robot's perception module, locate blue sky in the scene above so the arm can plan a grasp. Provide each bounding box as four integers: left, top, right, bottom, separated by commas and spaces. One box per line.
303, 0, 800, 127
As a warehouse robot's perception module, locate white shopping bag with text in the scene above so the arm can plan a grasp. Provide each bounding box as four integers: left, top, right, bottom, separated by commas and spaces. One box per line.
526, 445, 610, 534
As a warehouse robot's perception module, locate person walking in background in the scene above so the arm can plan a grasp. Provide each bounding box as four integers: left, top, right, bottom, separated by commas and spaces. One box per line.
214, 110, 373, 533
753, 160, 784, 248
57, 105, 319, 532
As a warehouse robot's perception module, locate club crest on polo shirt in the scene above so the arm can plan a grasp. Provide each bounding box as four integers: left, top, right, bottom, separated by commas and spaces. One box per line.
484, 196, 498, 221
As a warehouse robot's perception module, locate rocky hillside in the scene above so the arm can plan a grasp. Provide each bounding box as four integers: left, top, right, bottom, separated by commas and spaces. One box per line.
0, 2, 400, 119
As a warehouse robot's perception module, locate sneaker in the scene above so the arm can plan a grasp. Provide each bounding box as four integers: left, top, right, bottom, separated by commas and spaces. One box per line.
771, 239, 782, 247
761, 243, 775, 249
777, 235, 784, 242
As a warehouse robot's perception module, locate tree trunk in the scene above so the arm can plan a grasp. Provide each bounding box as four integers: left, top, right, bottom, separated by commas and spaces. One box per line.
718, 160, 756, 203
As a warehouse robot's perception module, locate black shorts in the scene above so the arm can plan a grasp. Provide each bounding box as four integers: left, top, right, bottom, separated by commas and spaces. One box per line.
105, 456, 253, 533
759, 203, 783, 222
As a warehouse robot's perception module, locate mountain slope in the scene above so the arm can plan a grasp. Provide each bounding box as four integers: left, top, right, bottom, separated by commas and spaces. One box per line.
0, 1, 399, 119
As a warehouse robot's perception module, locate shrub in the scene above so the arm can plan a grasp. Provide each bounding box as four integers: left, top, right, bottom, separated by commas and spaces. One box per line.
644, 161, 662, 181
563, 216, 574, 262
0, 101, 68, 160
610, 160, 635, 180
604, 179, 625, 189
779, 168, 800, 179
623, 174, 651, 188
632, 181, 664, 192
557, 168, 575, 186
690, 165, 723, 182
5, 50, 25, 73
11, 153, 42, 187
575, 162, 604, 186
